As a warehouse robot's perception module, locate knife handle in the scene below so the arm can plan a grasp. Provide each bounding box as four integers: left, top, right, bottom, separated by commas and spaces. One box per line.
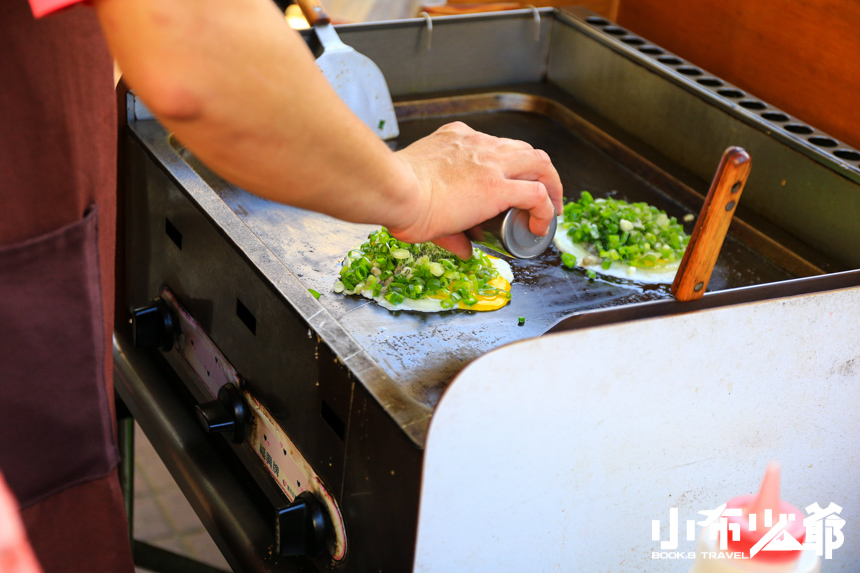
671, 146, 751, 301
296, 0, 330, 26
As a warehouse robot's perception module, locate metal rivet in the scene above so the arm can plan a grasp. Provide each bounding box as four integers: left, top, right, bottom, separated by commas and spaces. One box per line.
694, 282, 704, 292
731, 182, 742, 193
725, 201, 736, 211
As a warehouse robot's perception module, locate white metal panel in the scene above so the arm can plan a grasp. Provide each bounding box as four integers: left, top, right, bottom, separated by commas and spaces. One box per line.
415, 286, 860, 571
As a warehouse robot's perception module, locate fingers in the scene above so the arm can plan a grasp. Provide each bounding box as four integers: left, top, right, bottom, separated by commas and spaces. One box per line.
395, 123, 564, 249
501, 148, 564, 215
528, 192, 557, 237
498, 179, 557, 237
436, 121, 474, 134
432, 233, 474, 260
437, 125, 563, 215
437, 123, 534, 152
495, 137, 534, 152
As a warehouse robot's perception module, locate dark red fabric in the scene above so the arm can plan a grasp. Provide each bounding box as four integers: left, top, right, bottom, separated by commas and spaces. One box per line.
0, 1, 131, 570
0, 0, 117, 422
21, 471, 132, 573
0, 208, 117, 506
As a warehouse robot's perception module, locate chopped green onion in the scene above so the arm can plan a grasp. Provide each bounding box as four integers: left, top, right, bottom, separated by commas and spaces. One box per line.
560, 192, 690, 270
561, 253, 577, 269
428, 262, 444, 277
586, 270, 597, 279
308, 289, 321, 300
518, 317, 525, 326
384, 292, 404, 305
335, 227, 508, 310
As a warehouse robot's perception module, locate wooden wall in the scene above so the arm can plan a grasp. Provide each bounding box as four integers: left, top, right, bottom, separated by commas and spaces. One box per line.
424, 1, 618, 20
615, 0, 860, 149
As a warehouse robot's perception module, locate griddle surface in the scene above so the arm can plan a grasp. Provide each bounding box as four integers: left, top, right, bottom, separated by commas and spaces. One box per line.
191, 102, 792, 408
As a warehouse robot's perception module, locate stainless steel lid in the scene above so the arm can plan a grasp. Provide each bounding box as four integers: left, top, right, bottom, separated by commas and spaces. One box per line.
465, 208, 556, 259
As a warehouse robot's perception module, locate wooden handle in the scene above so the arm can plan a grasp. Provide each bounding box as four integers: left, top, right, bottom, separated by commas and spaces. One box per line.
671, 147, 752, 301
295, 0, 330, 26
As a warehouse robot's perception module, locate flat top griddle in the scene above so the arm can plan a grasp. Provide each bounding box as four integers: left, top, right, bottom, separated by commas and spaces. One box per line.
171, 88, 798, 409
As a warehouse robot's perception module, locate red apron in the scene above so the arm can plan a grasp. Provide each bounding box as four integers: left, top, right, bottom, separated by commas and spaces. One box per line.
0, 1, 133, 570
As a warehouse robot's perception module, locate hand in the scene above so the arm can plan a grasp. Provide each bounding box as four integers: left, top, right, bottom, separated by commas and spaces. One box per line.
388, 121, 563, 259
0, 472, 43, 573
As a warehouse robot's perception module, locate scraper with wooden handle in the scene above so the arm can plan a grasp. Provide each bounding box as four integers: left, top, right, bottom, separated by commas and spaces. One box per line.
672, 146, 751, 301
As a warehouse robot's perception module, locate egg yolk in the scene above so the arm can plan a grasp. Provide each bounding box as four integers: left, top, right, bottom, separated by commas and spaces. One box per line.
424, 256, 512, 312
458, 275, 511, 311
426, 275, 511, 311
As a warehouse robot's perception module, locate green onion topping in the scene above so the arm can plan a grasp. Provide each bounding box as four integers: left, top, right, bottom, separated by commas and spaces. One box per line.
561, 253, 577, 269
336, 228, 508, 308
560, 191, 690, 269
308, 289, 321, 300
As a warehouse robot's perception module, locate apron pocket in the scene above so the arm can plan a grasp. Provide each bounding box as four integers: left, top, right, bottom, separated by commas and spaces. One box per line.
0, 206, 118, 508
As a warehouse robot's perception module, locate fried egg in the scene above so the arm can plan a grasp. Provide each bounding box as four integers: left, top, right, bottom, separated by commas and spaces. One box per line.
352, 248, 513, 313
554, 218, 680, 284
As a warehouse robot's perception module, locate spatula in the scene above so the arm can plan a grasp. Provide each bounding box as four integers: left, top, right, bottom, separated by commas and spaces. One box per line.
296, 0, 400, 140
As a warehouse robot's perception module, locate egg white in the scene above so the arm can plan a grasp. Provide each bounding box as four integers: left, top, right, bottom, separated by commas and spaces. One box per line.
554, 219, 680, 284
350, 248, 513, 313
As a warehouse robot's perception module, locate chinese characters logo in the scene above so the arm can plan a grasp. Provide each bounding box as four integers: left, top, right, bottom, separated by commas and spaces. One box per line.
651, 502, 844, 561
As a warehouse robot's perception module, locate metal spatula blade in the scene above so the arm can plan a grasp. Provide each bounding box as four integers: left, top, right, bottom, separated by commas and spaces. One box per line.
297, 0, 399, 140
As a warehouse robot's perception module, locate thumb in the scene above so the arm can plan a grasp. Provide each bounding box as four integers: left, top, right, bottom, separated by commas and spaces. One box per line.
432, 233, 474, 260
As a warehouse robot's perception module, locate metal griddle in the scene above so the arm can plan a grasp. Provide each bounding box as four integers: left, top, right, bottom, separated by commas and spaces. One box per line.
161, 88, 808, 412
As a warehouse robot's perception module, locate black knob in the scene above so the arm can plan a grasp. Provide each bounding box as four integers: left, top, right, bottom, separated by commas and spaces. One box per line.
195, 383, 246, 444
131, 297, 178, 351
277, 491, 328, 557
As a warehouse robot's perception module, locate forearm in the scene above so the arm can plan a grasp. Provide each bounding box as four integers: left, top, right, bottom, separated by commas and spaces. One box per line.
94, 0, 418, 229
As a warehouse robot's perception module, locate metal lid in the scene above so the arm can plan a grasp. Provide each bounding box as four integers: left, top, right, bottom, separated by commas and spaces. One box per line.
499, 208, 556, 258
465, 208, 556, 259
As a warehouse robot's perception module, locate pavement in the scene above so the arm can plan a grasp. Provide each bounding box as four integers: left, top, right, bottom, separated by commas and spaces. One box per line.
132, 423, 232, 572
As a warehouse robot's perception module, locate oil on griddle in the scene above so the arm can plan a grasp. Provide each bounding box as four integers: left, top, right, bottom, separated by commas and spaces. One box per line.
198, 104, 793, 408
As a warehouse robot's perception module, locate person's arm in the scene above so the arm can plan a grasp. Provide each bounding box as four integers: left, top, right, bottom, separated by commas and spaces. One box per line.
93, 0, 562, 258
